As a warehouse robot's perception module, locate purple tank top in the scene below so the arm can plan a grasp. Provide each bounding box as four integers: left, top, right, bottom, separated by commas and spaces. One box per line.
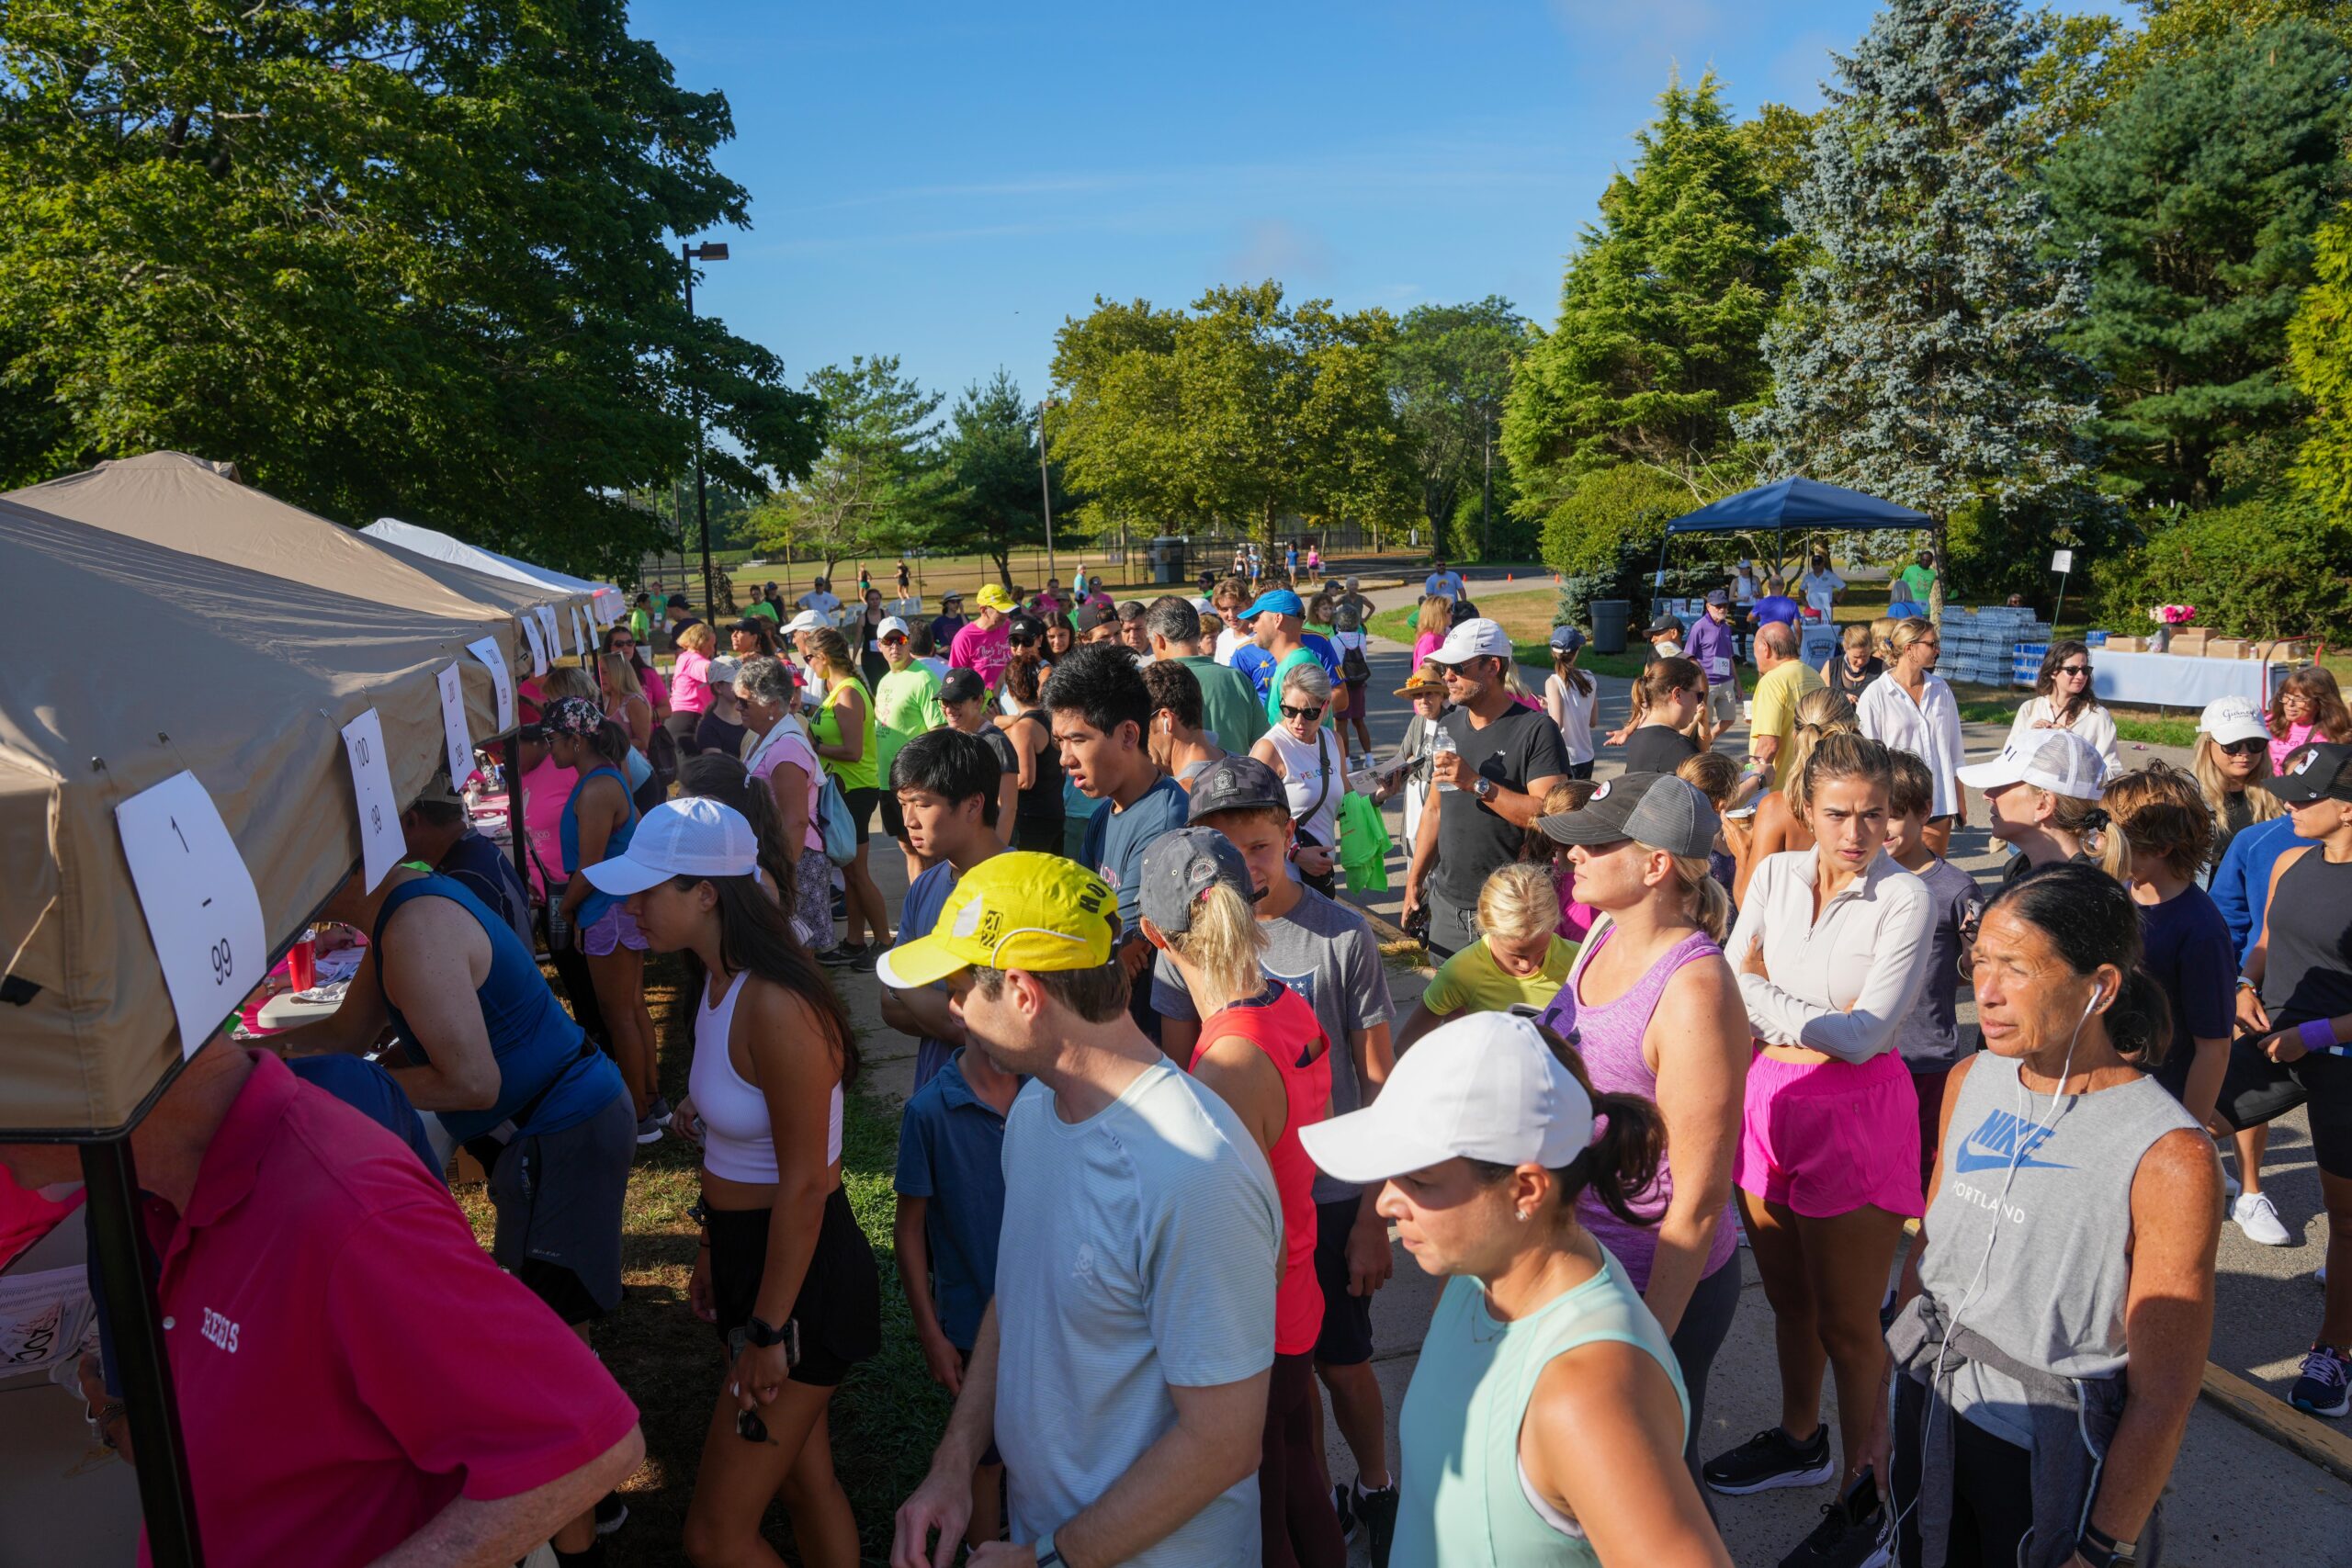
1538, 924, 1738, 1291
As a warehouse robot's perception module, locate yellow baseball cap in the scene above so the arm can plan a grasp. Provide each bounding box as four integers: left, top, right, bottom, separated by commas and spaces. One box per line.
873, 852, 1116, 988
973, 582, 1016, 612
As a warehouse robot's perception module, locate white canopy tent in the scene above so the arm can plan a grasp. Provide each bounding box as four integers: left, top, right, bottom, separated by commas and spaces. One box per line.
365, 516, 624, 622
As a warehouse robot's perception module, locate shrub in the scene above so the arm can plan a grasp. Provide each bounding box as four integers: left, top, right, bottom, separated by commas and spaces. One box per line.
1537, 464, 1691, 577
2090, 497, 2352, 641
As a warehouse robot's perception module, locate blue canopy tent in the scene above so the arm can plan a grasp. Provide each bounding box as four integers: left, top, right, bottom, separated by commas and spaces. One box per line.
1657, 477, 1934, 585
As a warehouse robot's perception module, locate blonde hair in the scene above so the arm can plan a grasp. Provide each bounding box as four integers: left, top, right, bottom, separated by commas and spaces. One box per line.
539, 665, 600, 705
2041, 788, 2133, 885
1668, 854, 1732, 943
1840, 622, 1872, 649
1476, 862, 1561, 950
1419, 595, 1453, 635
676, 621, 717, 655
599, 651, 643, 709
1784, 687, 1860, 816
1159, 881, 1268, 1014
2103, 762, 2213, 883
1869, 615, 1898, 663
808, 627, 856, 681
1675, 750, 1739, 808
1886, 617, 1938, 664
2192, 734, 2283, 842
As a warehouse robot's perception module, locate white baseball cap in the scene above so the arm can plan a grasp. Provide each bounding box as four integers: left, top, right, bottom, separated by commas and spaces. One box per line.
1425, 616, 1515, 665
784, 609, 828, 634
1955, 729, 2106, 798
2199, 695, 2269, 748
705, 654, 743, 689
582, 797, 760, 896
876, 615, 911, 640
1299, 1014, 1593, 1183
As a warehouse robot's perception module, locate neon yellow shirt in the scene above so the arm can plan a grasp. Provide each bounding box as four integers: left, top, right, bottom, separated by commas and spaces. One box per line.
1421, 935, 1577, 1017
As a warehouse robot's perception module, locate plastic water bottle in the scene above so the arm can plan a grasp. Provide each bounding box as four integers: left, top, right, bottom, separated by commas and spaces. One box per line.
1431, 728, 1459, 792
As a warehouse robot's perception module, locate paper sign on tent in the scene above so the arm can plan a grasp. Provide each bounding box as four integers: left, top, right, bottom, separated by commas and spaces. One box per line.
339, 708, 402, 890
572, 605, 593, 661
536, 604, 562, 660
467, 637, 516, 730
115, 770, 269, 1059
437, 663, 473, 788
520, 615, 548, 676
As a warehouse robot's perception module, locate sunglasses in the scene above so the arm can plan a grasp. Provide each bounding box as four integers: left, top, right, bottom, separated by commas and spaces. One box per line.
2220, 738, 2268, 757
1280, 703, 1327, 721
881, 634, 908, 646
1007, 634, 1039, 648
2059, 663, 2092, 677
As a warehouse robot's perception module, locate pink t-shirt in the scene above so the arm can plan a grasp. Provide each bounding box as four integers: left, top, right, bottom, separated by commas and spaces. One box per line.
636, 662, 669, 712
949, 619, 1011, 690
670, 649, 714, 714
517, 754, 570, 893
747, 718, 825, 853
1412, 631, 1443, 667
2271, 719, 2318, 774
139, 1053, 639, 1568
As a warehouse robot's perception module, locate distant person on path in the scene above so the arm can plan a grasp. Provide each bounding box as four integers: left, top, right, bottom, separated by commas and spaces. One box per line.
1402, 617, 1571, 960
1534, 772, 1748, 1484
1685, 590, 1741, 735
1410, 593, 1453, 668
797, 576, 842, 620
1819, 622, 1883, 705
1749, 576, 1803, 632
1897, 548, 1937, 604
1798, 551, 1845, 622
1857, 617, 1967, 855
880, 728, 1010, 1093
888, 855, 1282, 1568
1543, 626, 1599, 781
1301, 1015, 1732, 1568
948, 583, 1017, 693
2220, 741, 2352, 1416
2008, 640, 2119, 777
2267, 665, 2352, 773
1886, 864, 2218, 1567
1732, 558, 1758, 607
1619, 657, 1708, 775
2195, 695, 2284, 865
1423, 557, 1467, 601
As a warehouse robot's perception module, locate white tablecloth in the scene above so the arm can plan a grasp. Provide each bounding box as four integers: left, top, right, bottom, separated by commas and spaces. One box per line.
2092, 650, 2270, 709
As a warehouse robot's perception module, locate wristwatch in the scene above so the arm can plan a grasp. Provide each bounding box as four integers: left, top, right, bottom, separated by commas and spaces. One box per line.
1035, 1530, 1062, 1566
744, 1314, 790, 1349
2076, 1522, 2139, 1566
1473, 776, 1498, 802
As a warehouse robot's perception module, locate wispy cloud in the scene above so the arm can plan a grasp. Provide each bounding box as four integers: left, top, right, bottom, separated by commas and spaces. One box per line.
1224, 220, 1338, 281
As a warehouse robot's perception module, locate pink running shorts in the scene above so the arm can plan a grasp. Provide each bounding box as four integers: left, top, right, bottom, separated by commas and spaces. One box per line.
1736, 1047, 1924, 1219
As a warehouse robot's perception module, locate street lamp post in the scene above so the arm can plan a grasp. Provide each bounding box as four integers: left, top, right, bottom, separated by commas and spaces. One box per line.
681, 239, 729, 614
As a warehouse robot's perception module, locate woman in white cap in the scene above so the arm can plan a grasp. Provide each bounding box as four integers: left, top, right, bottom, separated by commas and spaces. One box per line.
2193, 694, 2282, 866
1856, 617, 1967, 855
1957, 728, 2128, 886
1533, 773, 1749, 1486
1300, 1015, 1726, 1567
2007, 640, 2119, 778
588, 797, 877, 1568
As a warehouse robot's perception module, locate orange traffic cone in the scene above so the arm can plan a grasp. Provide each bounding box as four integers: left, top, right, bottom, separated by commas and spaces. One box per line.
1507, 571, 1514, 582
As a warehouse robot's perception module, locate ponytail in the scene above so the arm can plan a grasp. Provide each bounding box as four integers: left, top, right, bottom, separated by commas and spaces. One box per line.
1669, 853, 1732, 943
1161, 882, 1268, 1016
2106, 967, 2173, 1070
2048, 794, 2133, 886
1469, 1025, 1666, 1229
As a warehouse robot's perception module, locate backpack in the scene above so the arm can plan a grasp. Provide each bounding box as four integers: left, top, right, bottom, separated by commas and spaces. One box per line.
817, 775, 858, 867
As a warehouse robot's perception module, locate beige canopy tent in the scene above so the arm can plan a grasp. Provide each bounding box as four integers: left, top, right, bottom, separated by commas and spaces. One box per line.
5, 450, 537, 671
0, 495, 512, 1136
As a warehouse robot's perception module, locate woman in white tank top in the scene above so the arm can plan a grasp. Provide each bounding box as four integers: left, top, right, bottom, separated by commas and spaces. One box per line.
1252, 658, 1343, 890
584, 795, 876, 1568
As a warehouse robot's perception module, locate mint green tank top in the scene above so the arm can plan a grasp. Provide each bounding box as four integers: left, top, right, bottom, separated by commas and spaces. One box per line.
1393, 1248, 1689, 1568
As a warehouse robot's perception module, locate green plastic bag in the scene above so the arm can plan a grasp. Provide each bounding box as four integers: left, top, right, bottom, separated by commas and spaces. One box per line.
1337, 790, 1392, 893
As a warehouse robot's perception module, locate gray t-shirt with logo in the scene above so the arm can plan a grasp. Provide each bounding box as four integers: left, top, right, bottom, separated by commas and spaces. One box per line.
1152, 884, 1395, 1203
995, 1062, 1280, 1566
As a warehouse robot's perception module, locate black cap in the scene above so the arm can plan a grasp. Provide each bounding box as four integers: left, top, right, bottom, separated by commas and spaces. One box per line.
940, 668, 988, 705
1186, 755, 1288, 822
1647, 614, 1683, 637
2269, 742, 2352, 806
1006, 614, 1046, 642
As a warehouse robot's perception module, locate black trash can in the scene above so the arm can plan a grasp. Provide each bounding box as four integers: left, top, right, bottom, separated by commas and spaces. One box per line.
1591, 599, 1632, 655
1152, 536, 1182, 585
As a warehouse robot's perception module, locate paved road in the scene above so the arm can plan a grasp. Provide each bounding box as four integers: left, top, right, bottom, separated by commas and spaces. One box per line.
837, 567, 2352, 1564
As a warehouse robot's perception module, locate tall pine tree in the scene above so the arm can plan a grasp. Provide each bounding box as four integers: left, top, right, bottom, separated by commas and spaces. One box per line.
2042, 22, 2352, 504
1503, 73, 1789, 499
1744, 0, 2106, 592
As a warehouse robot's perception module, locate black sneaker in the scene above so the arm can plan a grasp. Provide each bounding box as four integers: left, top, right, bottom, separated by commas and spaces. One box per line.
1330, 1483, 1357, 1542
1779, 1486, 1891, 1568
817, 941, 869, 968
1703, 1426, 1836, 1495
1354, 1479, 1399, 1568
593, 1492, 629, 1535
2290, 1345, 2352, 1417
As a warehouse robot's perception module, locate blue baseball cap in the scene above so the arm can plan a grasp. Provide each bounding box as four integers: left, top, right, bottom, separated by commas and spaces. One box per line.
1548, 625, 1586, 654
1239, 588, 1305, 620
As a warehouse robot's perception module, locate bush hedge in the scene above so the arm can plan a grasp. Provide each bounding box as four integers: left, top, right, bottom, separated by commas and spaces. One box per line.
2090, 496, 2352, 641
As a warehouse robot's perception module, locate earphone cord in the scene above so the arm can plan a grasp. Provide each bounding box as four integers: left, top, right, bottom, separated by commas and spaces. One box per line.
1884, 990, 2097, 1549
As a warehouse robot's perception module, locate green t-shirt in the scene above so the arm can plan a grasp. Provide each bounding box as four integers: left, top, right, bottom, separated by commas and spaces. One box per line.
1899, 563, 1937, 602
873, 665, 946, 786
1420, 935, 1578, 1017
1175, 655, 1270, 756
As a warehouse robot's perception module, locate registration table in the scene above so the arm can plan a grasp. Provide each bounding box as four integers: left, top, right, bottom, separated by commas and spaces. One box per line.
2090, 649, 2272, 710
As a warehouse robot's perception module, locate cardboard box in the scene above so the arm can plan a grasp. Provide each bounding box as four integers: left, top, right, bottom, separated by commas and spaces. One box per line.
2109, 636, 2146, 652
2167, 627, 2211, 650
2204, 637, 2250, 660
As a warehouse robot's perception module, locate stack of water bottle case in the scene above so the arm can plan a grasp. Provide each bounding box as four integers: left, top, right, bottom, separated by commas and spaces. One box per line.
1931, 605, 2055, 688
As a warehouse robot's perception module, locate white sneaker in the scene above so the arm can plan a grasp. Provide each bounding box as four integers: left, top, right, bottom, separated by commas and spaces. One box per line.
2233, 1192, 2294, 1247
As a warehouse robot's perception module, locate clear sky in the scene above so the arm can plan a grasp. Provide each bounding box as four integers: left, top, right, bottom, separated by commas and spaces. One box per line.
631, 0, 2123, 418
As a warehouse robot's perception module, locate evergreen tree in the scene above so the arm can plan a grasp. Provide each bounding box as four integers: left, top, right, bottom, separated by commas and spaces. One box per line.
753, 355, 944, 575
1387, 298, 1524, 557
2043, 22, 2352, 504
2290, 209, 2352, 520
938, 370, 1052, 588
1744, 0, 2107, 588
1503, 73, 1789, 498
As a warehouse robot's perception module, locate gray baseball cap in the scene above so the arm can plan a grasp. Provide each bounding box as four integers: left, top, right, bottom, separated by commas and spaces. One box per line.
1137, 828, 1262, 933
1537, 773, 1718, 860
1186, 755, 1287, 822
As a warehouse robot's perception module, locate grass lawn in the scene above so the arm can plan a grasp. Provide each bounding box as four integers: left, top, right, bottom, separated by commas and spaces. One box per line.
455, 953, 948, 1565
1374, 586, 2221, 747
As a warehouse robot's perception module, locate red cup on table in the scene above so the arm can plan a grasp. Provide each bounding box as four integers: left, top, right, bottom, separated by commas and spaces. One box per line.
288, 935, 317, 993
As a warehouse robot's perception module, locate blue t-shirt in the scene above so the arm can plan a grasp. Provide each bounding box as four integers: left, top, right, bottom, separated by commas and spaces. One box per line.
375, 875, 624, 1144
1751, 594, 1803, 627
2211, 812, 2312, 963
288, 1055, 442, 1179
1891, 856, 1984, 1072
2140, 883, 2236, 1050
892, 1049, 1011, 1349
894, 860, 967, 1093
1080, 774, 1192, 934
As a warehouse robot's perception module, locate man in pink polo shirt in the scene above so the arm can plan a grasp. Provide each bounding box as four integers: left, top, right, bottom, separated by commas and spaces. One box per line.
0, 1039, 643, 1568
947, 581, 1016, 692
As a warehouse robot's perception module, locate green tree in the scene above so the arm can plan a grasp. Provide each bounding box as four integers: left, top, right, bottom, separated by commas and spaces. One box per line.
938, 370, 1051, 588
0, 0, 819, 579
1046, 282, 1417, 547
1744, 0, 2108, 599
1386, 298, 1525, 558
755, 355, 944, 575
2042, 22, 2352, 505
2290, 209, 2352, 519
1534, 464, 1700, 626
1504, 73, 1790, 503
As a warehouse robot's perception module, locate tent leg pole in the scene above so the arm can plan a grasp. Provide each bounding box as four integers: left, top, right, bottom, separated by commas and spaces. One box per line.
504, 734, 526, 891
83, 1137, 206, 1567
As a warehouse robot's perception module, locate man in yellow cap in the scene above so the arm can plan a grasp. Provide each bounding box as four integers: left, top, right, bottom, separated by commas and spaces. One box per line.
949, 581, 1018, 693
885, 852, 1281, 1568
